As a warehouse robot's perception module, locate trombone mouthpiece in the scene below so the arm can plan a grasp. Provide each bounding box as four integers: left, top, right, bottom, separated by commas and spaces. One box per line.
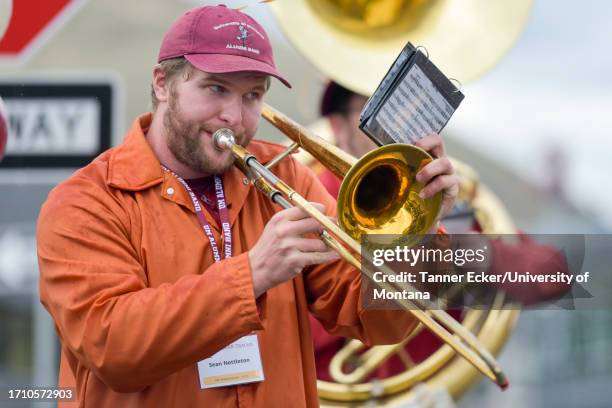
213, 128, 236, 151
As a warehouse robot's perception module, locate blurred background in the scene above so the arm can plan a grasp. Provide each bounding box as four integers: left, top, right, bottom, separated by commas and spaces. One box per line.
0, 0, 610, 407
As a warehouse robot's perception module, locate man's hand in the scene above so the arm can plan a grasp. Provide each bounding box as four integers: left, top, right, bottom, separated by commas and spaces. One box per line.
415, 134, 459, 227
249, 203, 340, 298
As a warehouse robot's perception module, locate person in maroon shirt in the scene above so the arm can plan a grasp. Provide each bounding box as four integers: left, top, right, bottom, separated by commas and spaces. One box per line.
309, 81, 571, 381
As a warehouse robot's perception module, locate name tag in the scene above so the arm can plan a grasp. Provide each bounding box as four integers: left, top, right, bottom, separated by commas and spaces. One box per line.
197, 334, 264, 389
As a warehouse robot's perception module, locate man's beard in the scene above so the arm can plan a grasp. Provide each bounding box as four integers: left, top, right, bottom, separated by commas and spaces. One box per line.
163, 94, 236, 176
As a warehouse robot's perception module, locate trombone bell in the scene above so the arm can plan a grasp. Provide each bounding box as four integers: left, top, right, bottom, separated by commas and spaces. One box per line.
337, 143, 442, 243
260, 103, 442, 240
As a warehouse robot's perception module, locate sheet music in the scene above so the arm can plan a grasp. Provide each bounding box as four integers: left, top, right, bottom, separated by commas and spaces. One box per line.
377, 64, 455, 144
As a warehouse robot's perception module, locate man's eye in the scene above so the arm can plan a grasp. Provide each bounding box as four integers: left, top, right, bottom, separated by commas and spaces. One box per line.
244, 91, 261, 102
208, 85, 226, 93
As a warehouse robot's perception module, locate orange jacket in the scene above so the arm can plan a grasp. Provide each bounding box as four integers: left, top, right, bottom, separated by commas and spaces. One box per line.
37, 113, 417, 408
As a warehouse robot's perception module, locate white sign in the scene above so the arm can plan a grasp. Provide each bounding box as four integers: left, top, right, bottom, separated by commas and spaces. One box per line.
6, 98, 100, 155
0, 80, 116, 168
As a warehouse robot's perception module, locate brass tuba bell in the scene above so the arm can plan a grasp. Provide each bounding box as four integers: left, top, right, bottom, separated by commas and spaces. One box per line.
269, 0, 533, 95
267, 0, 532, 405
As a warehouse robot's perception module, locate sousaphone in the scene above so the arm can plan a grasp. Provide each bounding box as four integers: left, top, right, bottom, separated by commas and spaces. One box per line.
268, 0, 531, 405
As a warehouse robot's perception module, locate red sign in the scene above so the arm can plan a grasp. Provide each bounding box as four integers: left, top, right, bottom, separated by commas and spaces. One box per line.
0, 0, 88, 64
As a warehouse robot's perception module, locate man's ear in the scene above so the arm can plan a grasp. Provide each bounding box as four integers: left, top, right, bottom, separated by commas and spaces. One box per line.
152, 64, 170, 103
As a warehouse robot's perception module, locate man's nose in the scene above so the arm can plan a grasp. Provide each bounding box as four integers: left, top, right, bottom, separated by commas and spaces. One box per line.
218, 97, 243, 127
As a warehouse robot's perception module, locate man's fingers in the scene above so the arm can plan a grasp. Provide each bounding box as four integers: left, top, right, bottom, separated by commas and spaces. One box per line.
310, 202, 326, 212
289, 237, 328, 253
419, 174, 459, 200
276, 206, 309, 222
416, 157, 453, 185
277, 202, 327, 222
295, 250, 340, 267
415, 134, 444, 158
277, 217, 323, 237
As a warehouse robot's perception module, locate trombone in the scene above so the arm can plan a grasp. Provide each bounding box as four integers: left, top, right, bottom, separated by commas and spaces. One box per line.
213, 103, 508, 390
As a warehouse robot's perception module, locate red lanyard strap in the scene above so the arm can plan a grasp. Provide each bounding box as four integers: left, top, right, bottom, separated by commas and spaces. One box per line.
162, 166, 232, 262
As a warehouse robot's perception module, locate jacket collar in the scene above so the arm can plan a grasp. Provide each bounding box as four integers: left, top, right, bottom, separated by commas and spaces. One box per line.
108, 113, 164, 191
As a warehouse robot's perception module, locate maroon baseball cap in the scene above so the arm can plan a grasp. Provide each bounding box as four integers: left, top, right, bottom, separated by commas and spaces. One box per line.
158, 4, 291, 88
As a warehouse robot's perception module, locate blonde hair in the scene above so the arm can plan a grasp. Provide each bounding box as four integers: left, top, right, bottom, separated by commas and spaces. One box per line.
150, 57, 193, 111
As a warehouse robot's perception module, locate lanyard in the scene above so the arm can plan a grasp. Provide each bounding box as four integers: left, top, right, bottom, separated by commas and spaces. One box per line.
161, 166, 232, 263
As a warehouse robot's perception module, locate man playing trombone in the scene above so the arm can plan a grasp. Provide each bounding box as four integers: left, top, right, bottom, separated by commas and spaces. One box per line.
36, 5, 458, 407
